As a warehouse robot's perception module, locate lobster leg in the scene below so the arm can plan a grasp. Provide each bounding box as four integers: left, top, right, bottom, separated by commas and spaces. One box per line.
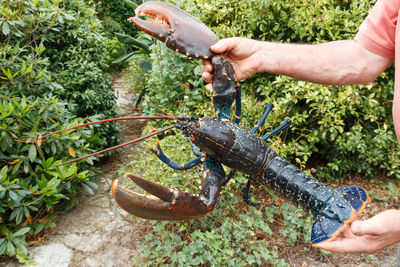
243, 178, 260, 207
233, 84, 242, 124
262, 118, 292, 142
150, 140, 205, 170
189, 139, 203, 157
251, 103, 274, 134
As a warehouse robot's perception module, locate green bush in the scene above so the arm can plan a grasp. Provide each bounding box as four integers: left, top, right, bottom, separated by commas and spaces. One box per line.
141, 43, 209, 117
97, 0, 140, 37
0, 0, 121, 261
0, 95, 101, 260
1, 0, 120, 149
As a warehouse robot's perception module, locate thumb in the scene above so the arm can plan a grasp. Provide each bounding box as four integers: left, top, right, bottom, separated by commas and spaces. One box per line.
351, 217, 384, 236
210, 38, 237, 54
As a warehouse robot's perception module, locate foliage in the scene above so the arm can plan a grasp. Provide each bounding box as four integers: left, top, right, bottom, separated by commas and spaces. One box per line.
95, 0, 143, 70
1, 0, 120, 149
0, 96, 101, 259
0, 0, 119, 261
112, 32, 153, 65
137, 43, 212, 121
192, 0, 375, 42
97, 0, 140, 37
245, 75, 400, 179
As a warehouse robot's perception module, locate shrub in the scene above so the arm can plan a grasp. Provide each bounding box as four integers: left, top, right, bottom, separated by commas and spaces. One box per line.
97, 0, 141, 37
0, 95, 101, 260
0, 0, 120, 261
1, 0, 120, 149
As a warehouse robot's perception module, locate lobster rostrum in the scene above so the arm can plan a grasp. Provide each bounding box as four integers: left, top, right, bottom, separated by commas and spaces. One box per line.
41, 1, 370, 246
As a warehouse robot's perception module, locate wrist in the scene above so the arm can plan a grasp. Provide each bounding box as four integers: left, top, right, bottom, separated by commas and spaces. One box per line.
253, 41, 281, 74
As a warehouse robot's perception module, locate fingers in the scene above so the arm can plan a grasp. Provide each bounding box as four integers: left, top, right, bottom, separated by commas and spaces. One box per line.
202, 60, 213, 84
210, 38, 237, 54
205, 83, 213, 93
351, 215, 386, 236
316, 236, 371, 253
202, 60, 212, 73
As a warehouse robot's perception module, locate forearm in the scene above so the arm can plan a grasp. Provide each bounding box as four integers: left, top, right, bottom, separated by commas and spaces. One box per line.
256, 40, 392, 85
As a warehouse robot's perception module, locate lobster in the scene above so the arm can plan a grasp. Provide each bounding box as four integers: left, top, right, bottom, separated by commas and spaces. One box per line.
40, 1, 369, 246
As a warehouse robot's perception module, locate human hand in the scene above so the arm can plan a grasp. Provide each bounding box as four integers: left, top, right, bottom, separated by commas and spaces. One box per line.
202, 37, 263, 91
316, 209, 400, 253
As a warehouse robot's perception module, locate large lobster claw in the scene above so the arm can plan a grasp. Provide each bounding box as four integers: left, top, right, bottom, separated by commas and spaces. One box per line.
129, 1, 219, 59
112, 158, 225, 220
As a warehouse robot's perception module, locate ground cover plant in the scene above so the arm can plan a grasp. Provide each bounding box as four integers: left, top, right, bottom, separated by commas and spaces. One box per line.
121, 0, 400, 265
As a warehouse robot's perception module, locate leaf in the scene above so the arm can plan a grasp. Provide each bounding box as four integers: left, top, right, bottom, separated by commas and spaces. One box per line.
2, 22, 10, 36
0, 226, 9, 236
121, 0, 138, 10
68, 146, 76, 157
0, 239, 6, 255
36, 135, 43, 147
9, 158, 21, 165
9, 191, 19, 202
6, 241, 15, 256
34, 223, 44, 235
62, 13, 75, 21
138, 60, 151, 73
12, 227, 30, 237
28, 144, 37, 162
115, 33, 150, 51
26, 209, 31, 224
0, 166, 7, 182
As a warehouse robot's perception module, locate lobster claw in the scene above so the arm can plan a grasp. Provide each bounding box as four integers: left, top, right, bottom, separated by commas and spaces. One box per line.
112, 159, 225, 220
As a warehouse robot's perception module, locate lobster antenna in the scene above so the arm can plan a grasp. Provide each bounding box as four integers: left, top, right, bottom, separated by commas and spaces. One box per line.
37, 116, 176, 142
149, 103, 176, 119
54, 124, 177, 167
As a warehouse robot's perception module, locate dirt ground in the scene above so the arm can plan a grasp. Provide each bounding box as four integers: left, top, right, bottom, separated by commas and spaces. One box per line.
2, 73, 399, 266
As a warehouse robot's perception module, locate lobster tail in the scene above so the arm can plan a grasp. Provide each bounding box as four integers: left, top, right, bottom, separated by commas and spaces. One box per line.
311, 185, 369, 244
261, 155, 369, 244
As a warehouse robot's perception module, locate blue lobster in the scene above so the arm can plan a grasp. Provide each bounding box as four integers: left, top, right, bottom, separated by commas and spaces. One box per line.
44, 1, 369, 245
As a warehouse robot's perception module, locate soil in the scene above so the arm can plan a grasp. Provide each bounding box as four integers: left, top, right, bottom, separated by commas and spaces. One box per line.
2, 72, 399, 266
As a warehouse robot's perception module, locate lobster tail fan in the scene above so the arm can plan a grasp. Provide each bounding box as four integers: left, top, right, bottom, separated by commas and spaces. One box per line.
311, 185, 369, 245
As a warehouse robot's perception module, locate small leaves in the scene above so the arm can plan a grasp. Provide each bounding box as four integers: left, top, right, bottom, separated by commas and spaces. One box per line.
2, 22, 10, 36
68, 146, 76, 157
12, 227, 30, 237
28, 145, 37, 162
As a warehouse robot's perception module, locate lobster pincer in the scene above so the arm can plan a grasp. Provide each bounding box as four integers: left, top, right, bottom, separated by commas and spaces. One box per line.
129, 1, 219, 59
129, 1, 237, 114
112, 157, 225, 220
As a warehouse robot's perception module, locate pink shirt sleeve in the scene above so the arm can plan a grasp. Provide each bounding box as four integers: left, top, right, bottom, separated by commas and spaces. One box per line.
355, 0, 399, 59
